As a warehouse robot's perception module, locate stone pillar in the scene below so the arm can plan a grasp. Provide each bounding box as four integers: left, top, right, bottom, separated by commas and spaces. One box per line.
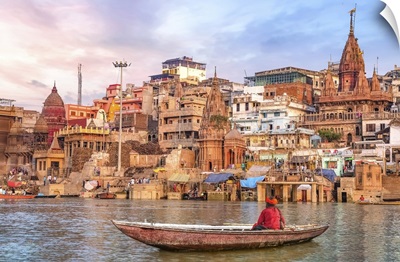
292, 185, 298, 202
257, 183, 266, 202
282, 184, 289, 202
318, 184, 324, 202
311, 183, 317, 203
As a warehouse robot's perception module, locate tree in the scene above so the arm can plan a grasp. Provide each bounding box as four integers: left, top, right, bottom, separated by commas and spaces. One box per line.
318, 129, 342, 142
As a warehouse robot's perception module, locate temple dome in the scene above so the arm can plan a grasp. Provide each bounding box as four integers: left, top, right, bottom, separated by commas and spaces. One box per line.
41, 84, 66, 120
9, 121, 23, 134
34, 116, 49, 133
225, 128, 243, 140
43, 85, 64, 108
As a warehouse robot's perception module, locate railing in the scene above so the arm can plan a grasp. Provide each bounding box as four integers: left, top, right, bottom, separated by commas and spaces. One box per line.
57, 126, 110, 136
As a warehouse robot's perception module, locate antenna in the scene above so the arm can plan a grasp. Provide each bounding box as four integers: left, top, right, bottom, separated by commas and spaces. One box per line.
78, 64, 82, 105
377, 57, 379, 75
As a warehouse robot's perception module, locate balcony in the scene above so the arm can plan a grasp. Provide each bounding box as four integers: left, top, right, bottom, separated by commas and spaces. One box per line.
159, 123, 201, 133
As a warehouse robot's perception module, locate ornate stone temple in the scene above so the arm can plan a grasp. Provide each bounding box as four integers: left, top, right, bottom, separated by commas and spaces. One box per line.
41, 82, 67, 145
298, 10, 392, 145
198, 69, 230, 171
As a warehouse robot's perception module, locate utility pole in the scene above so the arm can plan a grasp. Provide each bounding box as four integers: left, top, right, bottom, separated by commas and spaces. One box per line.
113, 61, 131, 173
78, 64, 82, 105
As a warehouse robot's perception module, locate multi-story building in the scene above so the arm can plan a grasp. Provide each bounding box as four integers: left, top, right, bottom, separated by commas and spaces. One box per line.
381, 65, 400, 105
244, 66, 338, 99
161, 56, 206, 85
158, 82, 208, 151
231, 92, 262, 134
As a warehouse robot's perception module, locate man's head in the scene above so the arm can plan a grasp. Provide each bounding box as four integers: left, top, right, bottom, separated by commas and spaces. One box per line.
266, 196, 278, 206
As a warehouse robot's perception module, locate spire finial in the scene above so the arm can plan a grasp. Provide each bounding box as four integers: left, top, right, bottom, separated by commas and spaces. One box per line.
349, 6, 356, 35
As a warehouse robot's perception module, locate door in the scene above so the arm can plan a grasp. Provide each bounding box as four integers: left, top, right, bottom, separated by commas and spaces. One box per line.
342, 192, 347, 202
301, 190, 307, 202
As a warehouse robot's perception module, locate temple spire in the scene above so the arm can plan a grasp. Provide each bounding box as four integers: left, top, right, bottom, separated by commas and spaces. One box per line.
349, 7, 356, 35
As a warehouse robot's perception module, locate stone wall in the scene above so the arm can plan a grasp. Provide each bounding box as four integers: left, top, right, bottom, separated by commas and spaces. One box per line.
130, 181, 166, 200
382, 176, 400, 200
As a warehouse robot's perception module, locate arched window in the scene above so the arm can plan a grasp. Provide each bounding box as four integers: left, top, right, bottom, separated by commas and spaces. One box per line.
355, 126, 360, 136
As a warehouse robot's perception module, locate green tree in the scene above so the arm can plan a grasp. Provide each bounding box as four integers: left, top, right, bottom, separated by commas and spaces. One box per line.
318, 129, 342, 142
210, 114, 228, 130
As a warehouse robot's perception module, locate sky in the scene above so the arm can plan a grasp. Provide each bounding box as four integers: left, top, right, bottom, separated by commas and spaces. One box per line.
0, 0, 399, 112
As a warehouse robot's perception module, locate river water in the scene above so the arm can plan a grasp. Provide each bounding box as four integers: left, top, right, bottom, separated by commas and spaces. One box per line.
1, 198, 399, 262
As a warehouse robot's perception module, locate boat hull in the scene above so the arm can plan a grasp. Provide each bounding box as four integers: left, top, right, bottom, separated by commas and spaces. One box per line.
60, 194, 80, 198
112, 221, 329, 251
0, 195, 36, 200
35, 195, 58, 198
97, 192, 116, 199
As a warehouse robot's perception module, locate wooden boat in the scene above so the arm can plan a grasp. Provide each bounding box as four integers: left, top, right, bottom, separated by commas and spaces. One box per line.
60, 194, 80, 198
182, 192, 207, 201
0, 194, 36, 200
111, 220, 329, 251
35, 194, 58, 198
357, 201, 400, 205
97, 192, 116, 199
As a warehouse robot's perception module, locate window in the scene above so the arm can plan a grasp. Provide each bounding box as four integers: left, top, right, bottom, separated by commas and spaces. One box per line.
236, 104, 240, 112
380, 123, 386, 131
245, 103, 249, 111
366, 124, 376, 132
274, 112, 280, 117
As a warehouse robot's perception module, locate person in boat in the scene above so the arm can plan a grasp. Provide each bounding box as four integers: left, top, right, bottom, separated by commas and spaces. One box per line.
252, 196, 285, 230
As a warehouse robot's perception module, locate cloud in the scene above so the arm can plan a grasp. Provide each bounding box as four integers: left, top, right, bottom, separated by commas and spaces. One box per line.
0, 0, 398, 112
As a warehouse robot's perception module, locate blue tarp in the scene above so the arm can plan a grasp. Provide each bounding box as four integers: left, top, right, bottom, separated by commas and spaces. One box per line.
321, 169, 336, 182
204, 173, 234, 184
240, 176, 265, 188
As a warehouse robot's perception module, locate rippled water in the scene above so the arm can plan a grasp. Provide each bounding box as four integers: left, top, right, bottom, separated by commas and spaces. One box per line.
1, 198, 400, 262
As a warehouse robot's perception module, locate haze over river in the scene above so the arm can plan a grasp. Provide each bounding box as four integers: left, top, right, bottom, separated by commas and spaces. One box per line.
1, 198, 399, 262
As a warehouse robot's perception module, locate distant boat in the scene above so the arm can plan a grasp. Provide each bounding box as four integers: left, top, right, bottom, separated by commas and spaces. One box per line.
182, 192, 207, 201
35, 194, 58, 198
97, 192, 116, 199
60, 194, 80, 198
0, 194, 36, 200
111, 221, 329, 252
357, 201, 400, 205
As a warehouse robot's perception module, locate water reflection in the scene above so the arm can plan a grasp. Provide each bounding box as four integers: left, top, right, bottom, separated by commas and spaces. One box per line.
1, 199, 400, 261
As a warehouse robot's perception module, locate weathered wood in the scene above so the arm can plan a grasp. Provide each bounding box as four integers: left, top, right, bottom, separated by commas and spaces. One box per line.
112, 220, 329, 251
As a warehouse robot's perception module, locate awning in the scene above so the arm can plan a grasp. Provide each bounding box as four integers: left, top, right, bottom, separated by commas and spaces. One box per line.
291, 156, 309, 163
248, 165, 271, 173
320, 169, 336, 182
153, 167, 166, 173
7, 181, 22, 188
204, 173, 234, 184
297, 184, 312, 190
246, 165, 271, 178
168, 173, 190, 183
240, 176, 265, 188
